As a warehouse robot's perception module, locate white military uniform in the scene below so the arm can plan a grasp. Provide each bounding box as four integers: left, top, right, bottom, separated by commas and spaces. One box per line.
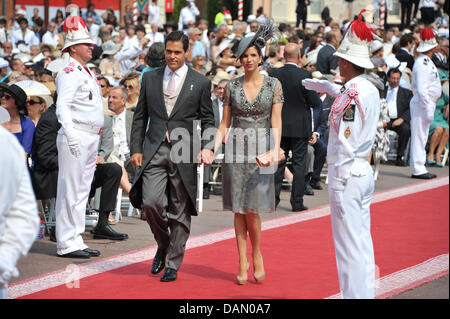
0, 126, 40, 298
327, 74, 380, 299
410, 54, 441, 176
55, 57, 104, 256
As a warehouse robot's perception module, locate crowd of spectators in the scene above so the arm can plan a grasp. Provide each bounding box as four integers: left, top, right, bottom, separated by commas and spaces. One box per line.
0, 1, 449, 218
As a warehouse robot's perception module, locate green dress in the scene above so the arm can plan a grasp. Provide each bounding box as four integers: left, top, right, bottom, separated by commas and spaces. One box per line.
429, 93, 449, 135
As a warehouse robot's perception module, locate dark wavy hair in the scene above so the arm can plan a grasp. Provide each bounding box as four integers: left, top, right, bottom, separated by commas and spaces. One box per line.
165, 30, 189, 52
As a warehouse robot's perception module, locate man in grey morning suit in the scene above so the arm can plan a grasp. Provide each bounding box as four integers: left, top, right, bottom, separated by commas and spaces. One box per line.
129, 31, 215, 282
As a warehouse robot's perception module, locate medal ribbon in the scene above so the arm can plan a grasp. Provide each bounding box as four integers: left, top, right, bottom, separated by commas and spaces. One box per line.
330, 83, 365, 133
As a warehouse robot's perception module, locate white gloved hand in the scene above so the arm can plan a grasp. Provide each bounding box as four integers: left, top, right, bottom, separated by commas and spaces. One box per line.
68, 141, 81, 158
330, 189, 345, 219
0, 259, 19, 288
302, 79, 342, 98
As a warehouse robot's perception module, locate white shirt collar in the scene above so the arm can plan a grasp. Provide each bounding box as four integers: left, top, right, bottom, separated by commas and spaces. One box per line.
388, 84, 399, 91
164, 64, 188, 78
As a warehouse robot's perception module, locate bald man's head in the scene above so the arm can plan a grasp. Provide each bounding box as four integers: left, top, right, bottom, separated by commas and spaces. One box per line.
284, 43, 300, 62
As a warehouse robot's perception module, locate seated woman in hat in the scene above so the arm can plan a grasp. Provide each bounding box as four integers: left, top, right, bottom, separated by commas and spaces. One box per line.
0, 83, 35, 157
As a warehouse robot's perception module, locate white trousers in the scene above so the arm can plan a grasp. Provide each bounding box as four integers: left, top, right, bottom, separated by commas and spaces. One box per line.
55, 131, 99, 255
410, 100, 435, 175
329, 165, 375, 299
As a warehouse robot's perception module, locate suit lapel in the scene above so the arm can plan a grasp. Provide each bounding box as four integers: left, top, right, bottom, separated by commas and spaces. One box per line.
153, 67, 167, 119
169, 68, 194, 119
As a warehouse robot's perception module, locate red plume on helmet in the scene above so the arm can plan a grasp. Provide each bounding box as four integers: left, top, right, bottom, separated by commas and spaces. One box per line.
333, 10, 379, 69
420, 27, 436, 41
345, 10, 378, 43
61, 16, 96, 53
63, 16, 88, 34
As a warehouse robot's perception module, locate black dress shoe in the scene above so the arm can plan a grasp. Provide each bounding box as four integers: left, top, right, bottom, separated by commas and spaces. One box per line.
292, 205, 308, 212
411, 172, 437, 179
310, 180, 323, 190
160, 268, 177, 282
151, 249, 167, 275
304, 183, 314, 196
58, 250, 91, 259
203, 193, 210, 199
92, 225, 128, 240
83, 248, 100, 257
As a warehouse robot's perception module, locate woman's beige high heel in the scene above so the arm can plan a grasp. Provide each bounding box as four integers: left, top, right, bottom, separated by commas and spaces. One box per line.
236, 260, 250, 285
253, 256, 265, 282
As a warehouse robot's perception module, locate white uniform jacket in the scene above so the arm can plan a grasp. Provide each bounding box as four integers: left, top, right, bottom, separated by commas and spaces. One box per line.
0, 127, 40, 287
55, 57, 104, 145
327, 74, 381, 190
411, 54, 441, 114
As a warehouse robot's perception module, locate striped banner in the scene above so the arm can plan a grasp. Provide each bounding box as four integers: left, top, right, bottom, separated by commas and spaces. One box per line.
238, 0, 243, 21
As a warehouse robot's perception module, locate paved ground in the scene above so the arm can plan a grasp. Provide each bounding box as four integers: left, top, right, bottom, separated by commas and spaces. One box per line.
11, 162, 449, 299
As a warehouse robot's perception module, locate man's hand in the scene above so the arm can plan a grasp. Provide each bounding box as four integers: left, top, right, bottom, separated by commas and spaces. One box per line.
309, 133, 318, 145
199, 149, 214, 166
392, 118, 404, 127
131, 153, 143, 168
96, 156, 105, 165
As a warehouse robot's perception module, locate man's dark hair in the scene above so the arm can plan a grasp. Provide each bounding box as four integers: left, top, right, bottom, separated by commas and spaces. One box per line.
165, 31, 189, 52
34, 17, 44, 27
17, 17, 28, 25
387, 67, 402, 78
399, 33, 414, 48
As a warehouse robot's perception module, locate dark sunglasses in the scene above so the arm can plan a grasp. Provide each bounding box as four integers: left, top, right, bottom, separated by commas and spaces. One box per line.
101, 84, 106, 88
0, 93, 12, 100
124, 85, 134, 89
27, 100, 41, 105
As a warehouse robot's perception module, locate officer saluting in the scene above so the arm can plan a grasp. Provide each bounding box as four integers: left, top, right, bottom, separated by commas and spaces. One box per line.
410, 27, 441, 179
55, 16, 104, 258
303, 11, 380, 298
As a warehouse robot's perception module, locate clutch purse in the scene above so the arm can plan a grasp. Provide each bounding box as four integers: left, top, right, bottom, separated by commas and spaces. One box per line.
255, 149, 285, 167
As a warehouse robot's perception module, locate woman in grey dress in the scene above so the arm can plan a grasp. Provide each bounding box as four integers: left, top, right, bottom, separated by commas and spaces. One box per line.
212, 22, 283, 285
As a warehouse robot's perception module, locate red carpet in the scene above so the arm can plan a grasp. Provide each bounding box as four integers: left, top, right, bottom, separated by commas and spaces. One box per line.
20, 185, 449, 299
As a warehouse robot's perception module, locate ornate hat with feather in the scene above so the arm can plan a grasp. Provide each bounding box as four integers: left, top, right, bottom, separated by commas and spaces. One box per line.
333, 10, 379, 70
236, 20, 277, 60
61, 16, 96, 53
417, 27, 438, 53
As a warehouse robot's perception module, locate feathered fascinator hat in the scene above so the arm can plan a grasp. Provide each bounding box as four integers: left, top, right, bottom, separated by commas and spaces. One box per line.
334, 10, 380, 69
416, 27, 438, 53
61, 16, 96, 53
236, 20, 277, 60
